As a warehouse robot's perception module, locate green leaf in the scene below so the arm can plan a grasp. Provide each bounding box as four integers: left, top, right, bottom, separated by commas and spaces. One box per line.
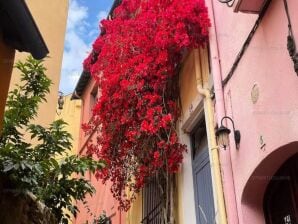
3, 163, 14, 172
50, 158, 59, 169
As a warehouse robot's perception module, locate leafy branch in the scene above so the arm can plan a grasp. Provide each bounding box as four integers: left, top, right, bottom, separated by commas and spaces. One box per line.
0, 56, 104, 223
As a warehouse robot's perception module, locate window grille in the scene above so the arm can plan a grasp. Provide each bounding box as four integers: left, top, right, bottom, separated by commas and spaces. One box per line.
141, 178, 164, 224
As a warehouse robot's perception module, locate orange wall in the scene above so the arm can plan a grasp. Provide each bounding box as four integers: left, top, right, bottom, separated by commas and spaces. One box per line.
0, 37, 15, 131
74, 78, 125, 224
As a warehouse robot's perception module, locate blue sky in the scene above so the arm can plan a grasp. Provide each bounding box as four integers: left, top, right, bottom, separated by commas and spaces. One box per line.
59, 0, 114, 94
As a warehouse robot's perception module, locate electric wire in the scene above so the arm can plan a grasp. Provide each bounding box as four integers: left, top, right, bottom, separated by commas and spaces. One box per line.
222, 0, 272, 87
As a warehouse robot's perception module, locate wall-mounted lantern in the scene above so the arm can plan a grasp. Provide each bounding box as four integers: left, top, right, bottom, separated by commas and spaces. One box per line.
57, 91, 64, 115
215, 116, 241, 150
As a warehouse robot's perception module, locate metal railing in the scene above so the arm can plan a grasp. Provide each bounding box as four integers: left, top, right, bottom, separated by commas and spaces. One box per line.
141, 178, 164, 224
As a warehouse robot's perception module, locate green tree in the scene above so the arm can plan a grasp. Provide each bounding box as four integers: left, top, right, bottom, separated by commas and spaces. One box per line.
0, 56, 104, 223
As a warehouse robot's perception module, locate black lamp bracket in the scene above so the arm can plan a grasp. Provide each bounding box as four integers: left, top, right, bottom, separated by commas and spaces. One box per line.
220, 116, 241, 149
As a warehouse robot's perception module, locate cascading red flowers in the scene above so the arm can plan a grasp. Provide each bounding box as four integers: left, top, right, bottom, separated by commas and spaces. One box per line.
83, 0, 210, 210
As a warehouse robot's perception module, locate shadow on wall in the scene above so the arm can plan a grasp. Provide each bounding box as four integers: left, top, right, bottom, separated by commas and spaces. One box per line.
241, 141, 298, 223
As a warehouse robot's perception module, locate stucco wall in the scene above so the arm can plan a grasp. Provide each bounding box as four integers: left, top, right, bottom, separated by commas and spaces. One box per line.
55, 94, 81, 156
74, 79, 125, 224
9, 0, 69, 127
209, 0, 298, 223
126, 192, 142, 224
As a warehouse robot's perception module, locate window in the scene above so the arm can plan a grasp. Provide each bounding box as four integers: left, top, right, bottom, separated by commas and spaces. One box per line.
141, 177, 164, 224
90, 85, 98, 116
192, 119, 208, 159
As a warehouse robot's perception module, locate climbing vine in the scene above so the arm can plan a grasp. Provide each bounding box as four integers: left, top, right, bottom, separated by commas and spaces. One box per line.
83, 0, 210, 216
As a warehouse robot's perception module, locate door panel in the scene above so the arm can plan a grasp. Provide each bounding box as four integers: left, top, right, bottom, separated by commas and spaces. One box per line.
192, 119, 215, 224
194, 160, 215, 224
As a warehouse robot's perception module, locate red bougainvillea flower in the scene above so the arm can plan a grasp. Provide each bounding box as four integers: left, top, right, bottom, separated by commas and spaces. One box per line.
83, 0, 210, 210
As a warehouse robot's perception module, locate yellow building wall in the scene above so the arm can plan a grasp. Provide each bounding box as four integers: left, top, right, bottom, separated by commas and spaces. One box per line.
180, 51, 201, 116
55, 94, 82, 156
126, 192, 143, 224
55, 94, 81, 223
179, 48, 211, 124
177, 48, 211, 224
9, 0, 69, 127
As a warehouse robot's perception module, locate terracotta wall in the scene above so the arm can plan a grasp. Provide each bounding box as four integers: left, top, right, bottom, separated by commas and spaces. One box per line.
74, 78, 125, 224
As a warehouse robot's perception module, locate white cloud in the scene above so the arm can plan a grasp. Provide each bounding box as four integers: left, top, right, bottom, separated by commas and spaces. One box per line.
66, 0, 88, 31
97, 10, 108, 21
60, 1, 110, 94
60, 0, 92, 94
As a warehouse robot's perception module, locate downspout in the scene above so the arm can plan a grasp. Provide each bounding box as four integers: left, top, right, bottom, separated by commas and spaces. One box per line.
205, 0, 239, 223
194, 49, 227, 224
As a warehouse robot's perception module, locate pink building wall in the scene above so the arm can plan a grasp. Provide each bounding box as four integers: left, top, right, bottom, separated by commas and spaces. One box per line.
74, 78, 125, 224
209, 0, 298, 223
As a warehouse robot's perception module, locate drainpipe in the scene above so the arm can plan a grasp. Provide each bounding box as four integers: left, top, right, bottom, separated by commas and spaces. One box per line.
194, 49, 227, 224
205, 0, 239, 223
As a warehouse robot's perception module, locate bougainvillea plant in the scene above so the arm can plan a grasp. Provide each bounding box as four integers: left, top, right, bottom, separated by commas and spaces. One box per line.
83, 0, 210, 214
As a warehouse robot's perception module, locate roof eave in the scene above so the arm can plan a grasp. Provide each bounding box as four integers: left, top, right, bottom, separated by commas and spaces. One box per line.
0, 0, 49, 60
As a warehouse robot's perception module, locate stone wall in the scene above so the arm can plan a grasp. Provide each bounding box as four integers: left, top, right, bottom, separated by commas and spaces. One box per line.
0, 190, 57, 224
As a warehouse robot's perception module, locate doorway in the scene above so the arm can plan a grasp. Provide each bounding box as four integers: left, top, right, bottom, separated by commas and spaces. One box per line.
263, 153, 298, 224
